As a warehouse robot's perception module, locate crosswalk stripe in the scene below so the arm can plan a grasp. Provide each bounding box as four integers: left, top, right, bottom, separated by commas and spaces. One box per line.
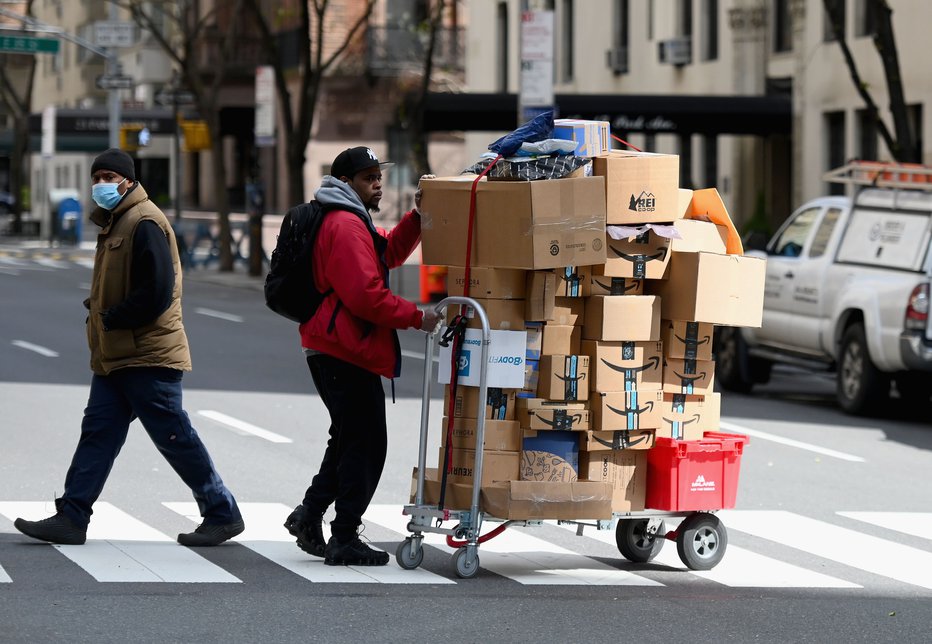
556, 517, 858, 588
165, 502, 453, 584
0, 502, 239, 583
720, 510, 932, 590
0, 563, 11, 583
34, 258, 71, 269
75, 259, 95, 269
837, 512, 932, 542
365, 504, 660, 585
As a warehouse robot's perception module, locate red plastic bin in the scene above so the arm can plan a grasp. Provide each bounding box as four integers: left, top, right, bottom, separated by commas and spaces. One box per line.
645, 431, 749, 511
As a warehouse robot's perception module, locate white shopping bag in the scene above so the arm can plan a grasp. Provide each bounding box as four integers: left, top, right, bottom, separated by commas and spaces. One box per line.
437, 328, 527, 388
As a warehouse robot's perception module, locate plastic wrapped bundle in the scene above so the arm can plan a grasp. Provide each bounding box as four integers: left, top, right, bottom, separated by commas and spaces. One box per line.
464, 154, 591, 181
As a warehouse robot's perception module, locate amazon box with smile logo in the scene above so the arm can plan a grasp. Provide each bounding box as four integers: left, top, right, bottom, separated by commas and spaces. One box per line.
602, 227, 671, 280
658, 393, 721, 441
583, 295, 660, 342
581, 339, 663, 392
662, 357, 716, 396
593, 152, 680, 225
591, 389, 664, 431
418, 175, 607, 269
517, 398, 590, 431
537, 355, 590, 402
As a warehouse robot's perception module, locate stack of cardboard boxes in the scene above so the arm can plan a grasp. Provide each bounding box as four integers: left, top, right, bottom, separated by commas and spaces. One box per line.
417, 143, 765, 519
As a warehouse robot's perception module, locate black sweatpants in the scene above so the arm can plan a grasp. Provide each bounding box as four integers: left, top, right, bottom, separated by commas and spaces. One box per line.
302, 354, 388, 542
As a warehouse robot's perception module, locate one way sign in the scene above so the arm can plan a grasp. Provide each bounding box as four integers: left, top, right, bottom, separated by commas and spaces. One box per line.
96, 74, 135, 90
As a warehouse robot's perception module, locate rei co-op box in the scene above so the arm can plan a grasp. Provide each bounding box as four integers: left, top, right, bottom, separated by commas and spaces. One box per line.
593, 152, 680, 225
418, 176, 607, 269
650, 252, 766, 327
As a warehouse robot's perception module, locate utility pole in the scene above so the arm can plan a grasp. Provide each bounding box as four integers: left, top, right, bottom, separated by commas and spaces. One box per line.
106, 1, 120, 149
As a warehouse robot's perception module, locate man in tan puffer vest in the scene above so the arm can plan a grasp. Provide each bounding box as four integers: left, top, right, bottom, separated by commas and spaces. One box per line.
13, 148, 244, 547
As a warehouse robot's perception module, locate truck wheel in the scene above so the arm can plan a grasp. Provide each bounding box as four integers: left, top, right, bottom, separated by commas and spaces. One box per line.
837, 323, 889, 415
715, 327, 754, 393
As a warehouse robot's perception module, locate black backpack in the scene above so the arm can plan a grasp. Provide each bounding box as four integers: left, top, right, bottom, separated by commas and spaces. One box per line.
264, 201, 331, 323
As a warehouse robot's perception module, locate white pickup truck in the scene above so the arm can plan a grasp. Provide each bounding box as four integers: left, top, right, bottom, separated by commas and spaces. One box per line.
716, 163, 932, 415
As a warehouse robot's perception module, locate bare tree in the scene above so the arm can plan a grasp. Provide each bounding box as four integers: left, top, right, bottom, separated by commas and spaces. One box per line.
244, 0, 376, 207
0, 0, 37, 233
822, 0, 918, 162
120, 0, 248, 271
407, 0, 446, 178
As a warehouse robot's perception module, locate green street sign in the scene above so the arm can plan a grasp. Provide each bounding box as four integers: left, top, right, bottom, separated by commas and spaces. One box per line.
0, 34, 60, 55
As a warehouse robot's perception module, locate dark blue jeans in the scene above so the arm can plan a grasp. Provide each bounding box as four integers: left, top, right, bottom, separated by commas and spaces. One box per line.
57, 366, 241, 530
302, 355, 387, 542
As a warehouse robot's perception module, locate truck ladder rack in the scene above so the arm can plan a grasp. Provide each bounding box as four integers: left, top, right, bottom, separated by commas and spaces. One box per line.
824, 161, 932, 191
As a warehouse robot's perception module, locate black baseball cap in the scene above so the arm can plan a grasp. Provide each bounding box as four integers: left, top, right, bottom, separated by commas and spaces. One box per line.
330, 146, 393, 179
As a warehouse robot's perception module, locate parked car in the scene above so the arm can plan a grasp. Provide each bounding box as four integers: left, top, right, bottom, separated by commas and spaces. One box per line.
716, 162, 932, 415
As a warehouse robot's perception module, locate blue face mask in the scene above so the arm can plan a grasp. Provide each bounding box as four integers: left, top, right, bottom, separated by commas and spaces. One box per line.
91, 178, 127, 210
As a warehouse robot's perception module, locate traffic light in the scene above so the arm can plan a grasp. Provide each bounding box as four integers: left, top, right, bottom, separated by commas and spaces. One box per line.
119, 123, 149, 151
180, 119, 210, 152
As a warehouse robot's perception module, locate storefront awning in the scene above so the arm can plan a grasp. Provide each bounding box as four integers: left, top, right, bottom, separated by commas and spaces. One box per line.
423, 92, 791, 137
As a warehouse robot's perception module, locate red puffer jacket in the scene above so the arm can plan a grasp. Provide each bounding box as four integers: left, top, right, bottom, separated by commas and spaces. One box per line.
299, 208, 424, 378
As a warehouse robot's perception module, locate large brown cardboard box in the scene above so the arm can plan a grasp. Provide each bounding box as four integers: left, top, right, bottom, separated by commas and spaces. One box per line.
525, 271, 557, 321
591, 389, 664, 431
603, 229, 671, 279
443, 416, 522, 451
443, 386, 518, 420
480, 480, 613, 520
538, 355, 590, 402
593, 152, 680, 224
579, 450, 647, 512
517, 398, 590, 431
670, 219, 728, 254
554, 265, 592, 297
662, 358, 716, 396
588, 270, 644, 296
419, 176, 607, 269
448, 298, 526, 331
441, 447, 521, 485
445, 266, 527, 299
551, 297, 585, 326
583, 295, 661, 342
580, 429, 656, 451
662, 320, 714, 361
411, 468, 473, 510
657, 392, 721, 441
525, 323, 581, 360
649, 252, 766, 327
582, 339, 663, 392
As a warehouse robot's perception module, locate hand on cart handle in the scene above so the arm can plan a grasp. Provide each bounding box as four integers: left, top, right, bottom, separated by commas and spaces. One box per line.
420, 309, 443, 332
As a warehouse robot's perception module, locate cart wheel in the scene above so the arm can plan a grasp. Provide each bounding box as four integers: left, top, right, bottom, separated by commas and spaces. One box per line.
676, 513, 727, 571
616, 518, 666, 563
453, 546, 480, 579
395, 537, 424, 570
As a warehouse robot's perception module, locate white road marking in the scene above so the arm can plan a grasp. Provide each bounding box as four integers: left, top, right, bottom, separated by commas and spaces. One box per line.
720, 509, 932, 590
838, 512, 932, 542
34, 258, 71, 269
0, 501, 239, 583
165, 502, 452, 584
75, 259, 96, 270
0, 267, 20, 275
557, 516, 858, 588
0, 563, 10, 583
194, 307, 243, 323
365, 504, 660, 585
11, 340, 59, 358
197, 410, 293, 443
719, 420, 866, 462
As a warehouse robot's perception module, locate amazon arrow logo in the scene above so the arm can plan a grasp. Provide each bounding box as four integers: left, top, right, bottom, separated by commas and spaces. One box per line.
671, 370, 708, 395
605, 399, 655, 429
662, 413, 701, 440
673, 332, 711, 360
609, 246, 668, 279
593, 431, 650, 450
593, 277, 641, 295
533, 410, 584, 430
600, 355, 661, 391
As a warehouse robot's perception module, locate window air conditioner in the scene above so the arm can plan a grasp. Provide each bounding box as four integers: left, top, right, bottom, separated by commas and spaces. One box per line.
606, 47, 629, 74
658, 37, 692, 66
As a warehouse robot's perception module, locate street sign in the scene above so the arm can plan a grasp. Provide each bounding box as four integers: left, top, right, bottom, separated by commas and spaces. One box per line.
96, 74, 135, 90
155, 88, 195, 106
94, 21, 135, 48
0, 34, 60, 55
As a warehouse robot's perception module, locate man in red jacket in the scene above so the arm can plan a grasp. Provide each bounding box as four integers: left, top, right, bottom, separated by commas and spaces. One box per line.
284, 146, 442, 566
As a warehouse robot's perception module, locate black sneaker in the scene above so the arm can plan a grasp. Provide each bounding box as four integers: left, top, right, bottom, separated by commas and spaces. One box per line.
177, 518, 245, 547
14, 513, 86, 545
283, 505, 325, 558
323, 536, 389, 566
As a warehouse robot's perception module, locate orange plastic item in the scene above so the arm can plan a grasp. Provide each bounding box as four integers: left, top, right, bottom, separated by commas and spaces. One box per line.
683, 188, 744, 255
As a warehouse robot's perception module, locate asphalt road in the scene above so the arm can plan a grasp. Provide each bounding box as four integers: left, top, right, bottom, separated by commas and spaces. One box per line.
2, 249, 932, 643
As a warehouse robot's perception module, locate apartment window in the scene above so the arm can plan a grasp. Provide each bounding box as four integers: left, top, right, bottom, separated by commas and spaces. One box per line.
823, 0, 846, 42
561, 0, 574, 82
679, 134, 694, 189
856, 0, 879, 37
774, 0, 792, 53
701, 0, 718, 61
680, 0, 693, 38
644, 132, 657, 153
857, 109, 878, 161
496, 2, 508, 93
611, 0, 630, 74
826, 111, 846, 196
